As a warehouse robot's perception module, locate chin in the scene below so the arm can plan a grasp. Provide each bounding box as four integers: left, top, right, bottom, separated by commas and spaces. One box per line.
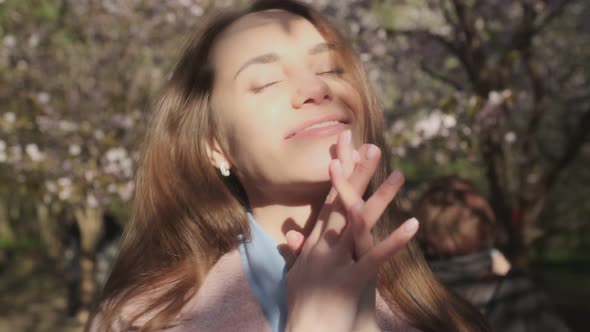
294, 155, 334, 184
282, 136, 340, 182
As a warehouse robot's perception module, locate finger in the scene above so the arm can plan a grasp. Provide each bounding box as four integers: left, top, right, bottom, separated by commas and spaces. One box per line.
305, 184, 340, 250
349, 201, 374, 259
305, 160, 356, 254
330, 159, 363, 210
357, 218, 419, 279
286, 230, 305, 256
348, 144, 381, 197
352, 150, 361, 163
337, 130, 354, 176
360, 171, 404, 230
304, 143, 369, 250
330, 160, 374, 258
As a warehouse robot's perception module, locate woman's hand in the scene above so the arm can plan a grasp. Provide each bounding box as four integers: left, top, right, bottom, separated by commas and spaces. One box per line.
284, 130, 419, 332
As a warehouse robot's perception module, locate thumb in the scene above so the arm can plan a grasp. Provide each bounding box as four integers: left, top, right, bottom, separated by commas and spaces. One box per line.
286, 230, 305, 256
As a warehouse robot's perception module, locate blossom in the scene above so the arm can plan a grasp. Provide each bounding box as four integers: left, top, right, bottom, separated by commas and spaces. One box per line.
505, 132, 517, 143
3, 112, 16, 124
25, 144, 44, 162
3, 35, 16, 48
37, 92, 50, 104
69, 144, 81, 156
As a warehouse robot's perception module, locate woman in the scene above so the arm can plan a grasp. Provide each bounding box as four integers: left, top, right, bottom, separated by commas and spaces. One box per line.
415, 176, 571, 332
88, 1, 490, 331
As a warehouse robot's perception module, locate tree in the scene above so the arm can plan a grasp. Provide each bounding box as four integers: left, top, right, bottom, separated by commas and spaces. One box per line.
372, 0, 590, 266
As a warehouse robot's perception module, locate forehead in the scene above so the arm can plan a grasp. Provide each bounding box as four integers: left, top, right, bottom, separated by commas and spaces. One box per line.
211, 10, 327, 72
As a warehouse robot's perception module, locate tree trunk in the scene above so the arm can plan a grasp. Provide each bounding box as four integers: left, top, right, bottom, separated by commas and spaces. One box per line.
37, 202, 61, 259
0, 199, 15, 266
0, 199, 14, 241
73, 205, 103, 315
511, 194, 547, 269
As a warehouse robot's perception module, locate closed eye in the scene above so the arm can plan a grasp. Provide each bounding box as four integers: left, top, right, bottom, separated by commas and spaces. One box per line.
317, 67, 344, 76
250, 81, 280, 94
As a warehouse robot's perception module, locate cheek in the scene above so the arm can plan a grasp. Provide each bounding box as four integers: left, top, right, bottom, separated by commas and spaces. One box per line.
225, 116, 286, 179
333, 80, 365, 141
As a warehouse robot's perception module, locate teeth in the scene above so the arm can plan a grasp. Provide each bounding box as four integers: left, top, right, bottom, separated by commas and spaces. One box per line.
302, 121, 340, 131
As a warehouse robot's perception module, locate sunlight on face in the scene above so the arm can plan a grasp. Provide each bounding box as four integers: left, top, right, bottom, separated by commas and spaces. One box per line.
210, 10, 362, 198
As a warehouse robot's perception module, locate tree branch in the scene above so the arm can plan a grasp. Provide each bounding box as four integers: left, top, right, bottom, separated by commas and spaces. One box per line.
544, 109, 590, 189
389, 29, 458, 55
533, 0, 573, 35
418, 60, 465, 91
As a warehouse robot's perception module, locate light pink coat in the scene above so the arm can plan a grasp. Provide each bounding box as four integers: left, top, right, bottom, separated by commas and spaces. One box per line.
91, 249, 420, 331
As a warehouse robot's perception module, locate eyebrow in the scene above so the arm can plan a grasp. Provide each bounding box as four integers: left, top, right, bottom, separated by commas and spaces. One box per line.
233, 42, 336, 80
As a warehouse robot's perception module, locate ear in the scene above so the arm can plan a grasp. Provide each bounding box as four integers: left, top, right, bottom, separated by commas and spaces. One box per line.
205, 138, 231, 171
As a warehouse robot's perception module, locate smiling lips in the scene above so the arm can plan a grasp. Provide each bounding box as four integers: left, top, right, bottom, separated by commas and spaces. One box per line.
285, 115, 350, 140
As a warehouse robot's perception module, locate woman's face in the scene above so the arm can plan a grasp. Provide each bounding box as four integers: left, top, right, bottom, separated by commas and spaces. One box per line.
209, 10, 363, 198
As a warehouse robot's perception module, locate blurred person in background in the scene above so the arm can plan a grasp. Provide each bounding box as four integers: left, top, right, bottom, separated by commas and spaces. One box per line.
415, 176, 571, 332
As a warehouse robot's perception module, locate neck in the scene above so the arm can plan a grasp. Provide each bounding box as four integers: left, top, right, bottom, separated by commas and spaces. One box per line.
247, 185, 329, 247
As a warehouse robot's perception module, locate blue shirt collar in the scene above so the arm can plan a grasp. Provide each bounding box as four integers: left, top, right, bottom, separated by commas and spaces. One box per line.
238, 212, 288, 332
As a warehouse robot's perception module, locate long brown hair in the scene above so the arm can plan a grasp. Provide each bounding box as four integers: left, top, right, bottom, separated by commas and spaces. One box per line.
89, 1, 490, 331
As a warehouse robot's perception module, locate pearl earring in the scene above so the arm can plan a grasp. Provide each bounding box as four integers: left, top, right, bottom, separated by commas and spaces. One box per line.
220, 161, 230, 177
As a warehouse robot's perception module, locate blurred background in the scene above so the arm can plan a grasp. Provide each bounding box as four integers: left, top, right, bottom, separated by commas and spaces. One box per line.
0, 0, 588, 331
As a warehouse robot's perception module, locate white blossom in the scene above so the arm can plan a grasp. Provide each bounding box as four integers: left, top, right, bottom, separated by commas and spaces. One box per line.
165, 12, 176, 23
58, 186, 72, 201
86, 193, 99, 208
349, 22, 360, 35
414, 110, 457, 140
25, 143, 44, 162
435, 151, 449, 164
489, 91, 503, 105
392, 146, 406, 157
84, 170, 95, 182
107, 183, 117, 193
45, 181, 57, 193
37, 92, 50, 104
69, 144, 81, 156
3, 112, 16, 124
58, 120, 78, 132
410, 136, 422, 147
190, 5, 203, 16
505, 131, 517, 143
94, 130, 105, 140
118, 181, 135, 201
392, 120, 406, 132
58, 177, 72, 187
3, 35, 15, 48
442, 114, 456, 128
28, 33, 40, 48
105, 147, 127, 162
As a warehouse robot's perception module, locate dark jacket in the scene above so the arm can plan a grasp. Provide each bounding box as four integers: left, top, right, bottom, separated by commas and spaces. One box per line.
428, 250, 571, 332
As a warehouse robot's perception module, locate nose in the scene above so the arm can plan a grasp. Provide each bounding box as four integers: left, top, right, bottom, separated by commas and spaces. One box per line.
291, 73, 333, 109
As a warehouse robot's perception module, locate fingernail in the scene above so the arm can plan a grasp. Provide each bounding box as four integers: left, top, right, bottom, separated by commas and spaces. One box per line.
365, 144, 379, 160
352, 150, 361, 163
403, 218, 419, 234
386, 170, 403, 185
344, 130, 352, 144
